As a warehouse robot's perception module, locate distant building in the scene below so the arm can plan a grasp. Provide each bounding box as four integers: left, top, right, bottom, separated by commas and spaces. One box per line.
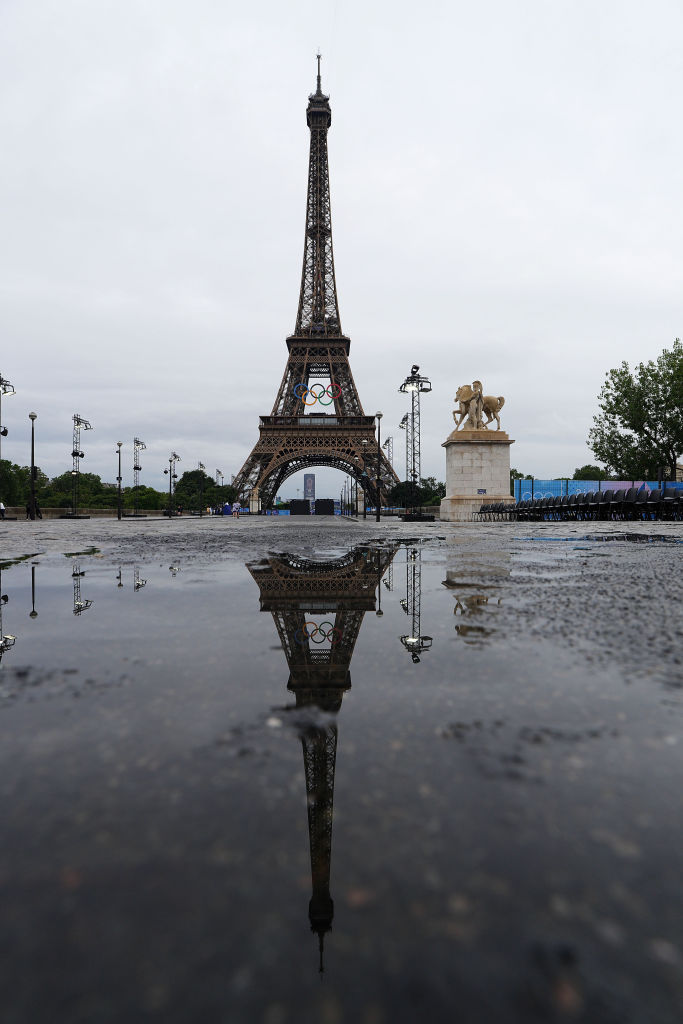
304, 473, 315, 502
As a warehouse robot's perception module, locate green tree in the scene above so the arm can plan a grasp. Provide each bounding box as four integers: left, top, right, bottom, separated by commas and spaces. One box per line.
387, 481, 427, 507
173, 469, 237, 512
573, 464, 607, 481
0, 460, 35, 506
419, 476, 446, 504
122, 485, 166, 510
588, 339, 683, 479
509, 467, 526, 495
39, 471, 115, 509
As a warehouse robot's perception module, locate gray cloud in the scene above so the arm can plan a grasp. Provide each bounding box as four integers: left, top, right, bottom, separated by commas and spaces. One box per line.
1, 0, 681, 495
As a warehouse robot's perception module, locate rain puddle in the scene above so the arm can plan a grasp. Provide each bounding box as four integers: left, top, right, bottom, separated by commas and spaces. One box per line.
0, 542, 680, 1022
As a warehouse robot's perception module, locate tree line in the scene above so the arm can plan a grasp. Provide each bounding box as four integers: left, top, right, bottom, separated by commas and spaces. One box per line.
0, 463, 237, 511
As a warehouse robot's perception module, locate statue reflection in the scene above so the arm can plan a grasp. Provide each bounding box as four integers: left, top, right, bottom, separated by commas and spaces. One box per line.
442, 551, 510, 644
247, 545, 396, 972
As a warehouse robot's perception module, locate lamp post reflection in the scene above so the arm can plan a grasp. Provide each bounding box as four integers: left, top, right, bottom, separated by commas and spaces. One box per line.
30, 564, 38, 618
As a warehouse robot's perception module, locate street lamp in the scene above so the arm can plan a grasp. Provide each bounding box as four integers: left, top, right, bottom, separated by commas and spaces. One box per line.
375, 411, 383, 522
0, 374, 15, 512
359, 469, 369, 519
29, 412, 37, 521
116, 442, 123, 520
198, 462, 205, 516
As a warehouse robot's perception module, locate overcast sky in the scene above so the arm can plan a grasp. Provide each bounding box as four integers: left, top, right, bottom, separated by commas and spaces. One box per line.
1, 0, 682, 497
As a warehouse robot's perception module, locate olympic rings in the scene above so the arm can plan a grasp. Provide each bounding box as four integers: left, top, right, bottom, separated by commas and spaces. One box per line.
292, 382, 342, 406
294, 620, 342, 646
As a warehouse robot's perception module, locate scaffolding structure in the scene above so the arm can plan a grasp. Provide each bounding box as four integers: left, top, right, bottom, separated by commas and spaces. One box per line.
398, 366, 431, 498
133, 438, 146, 515
398, 413, 409, 482
382, 434, 393, 470
70, 414, 93, 516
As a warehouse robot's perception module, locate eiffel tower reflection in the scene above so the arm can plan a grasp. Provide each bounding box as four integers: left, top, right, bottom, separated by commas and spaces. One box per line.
247, 544, 397, 972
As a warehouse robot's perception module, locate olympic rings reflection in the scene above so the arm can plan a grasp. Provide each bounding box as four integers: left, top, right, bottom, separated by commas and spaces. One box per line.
292, 382, 341, 406
294, 620, 342, 646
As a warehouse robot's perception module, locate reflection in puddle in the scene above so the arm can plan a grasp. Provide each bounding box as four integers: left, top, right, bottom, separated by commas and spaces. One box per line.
0, 562, 151, 671
517, 533, 683, 544
247, 545, 396, 971
442, 552, 510, 645
0, 538, 680, 1018
0, 567, 16, 664
71, 562, 93, 616
398, 547, 433, 663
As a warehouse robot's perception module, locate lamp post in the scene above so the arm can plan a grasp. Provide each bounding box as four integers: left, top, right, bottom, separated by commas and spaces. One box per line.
375, 412, 383, 522
29, 412, 37, 520
198, 462, 205, 516
0, 374, 15, 511
116, 442, 123, 520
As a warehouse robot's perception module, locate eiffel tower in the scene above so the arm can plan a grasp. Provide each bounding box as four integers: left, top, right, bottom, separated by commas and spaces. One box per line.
233, 58, 399, 509
247, 545, 396, 970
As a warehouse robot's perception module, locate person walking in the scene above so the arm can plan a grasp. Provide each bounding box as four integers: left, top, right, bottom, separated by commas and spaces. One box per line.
232, 501, 241, 518
0, 500, 5, 519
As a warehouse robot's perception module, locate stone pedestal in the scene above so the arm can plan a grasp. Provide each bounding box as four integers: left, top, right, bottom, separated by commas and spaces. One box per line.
439, 429, 515, 522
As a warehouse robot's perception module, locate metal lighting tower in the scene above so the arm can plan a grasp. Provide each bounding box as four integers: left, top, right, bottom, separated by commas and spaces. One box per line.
0, 374, 15, 511
398, 413, 409, 484
216, 470, 223, 487
382, 434, 393, 468
133, 438, 146, 516
164, 452, 181, 516
398, 366, 431, 508
399, 547, 433, 664
70, 414, 93, 516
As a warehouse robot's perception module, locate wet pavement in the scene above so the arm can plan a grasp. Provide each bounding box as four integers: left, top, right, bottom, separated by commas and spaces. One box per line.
0, 517, 681, 1022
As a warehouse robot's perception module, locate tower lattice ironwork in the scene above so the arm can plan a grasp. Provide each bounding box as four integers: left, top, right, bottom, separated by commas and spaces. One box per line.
233, 60, 399, 509
248, 545, 396, 971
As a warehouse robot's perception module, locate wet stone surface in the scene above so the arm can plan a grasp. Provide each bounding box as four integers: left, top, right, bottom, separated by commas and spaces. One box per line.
0, 517, 681, 1022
